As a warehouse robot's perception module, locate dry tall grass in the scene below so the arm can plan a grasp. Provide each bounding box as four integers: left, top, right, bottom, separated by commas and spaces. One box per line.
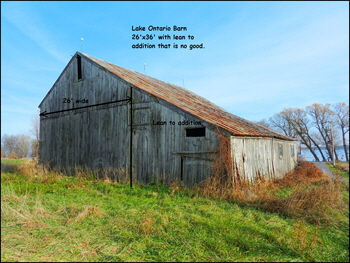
68, 166, 129, 184
11, 159, 64, 183
69, 206, 105, 223
2, 152, 347, 226
7, 159, 130, 185
196, 132, 347, 225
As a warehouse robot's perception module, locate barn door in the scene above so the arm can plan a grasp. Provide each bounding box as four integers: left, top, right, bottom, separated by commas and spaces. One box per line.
181, 156, 213, 186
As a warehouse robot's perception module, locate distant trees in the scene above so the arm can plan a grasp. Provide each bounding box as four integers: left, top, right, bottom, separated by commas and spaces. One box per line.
255, 119, 272, 129
29, 110, 40, 158
269, 112, 297, 138
1, 134, 32, 158
333, 102, 349, 161
1, 111, 40, 159
258, 102, 349, 162
306, 103, 336, 161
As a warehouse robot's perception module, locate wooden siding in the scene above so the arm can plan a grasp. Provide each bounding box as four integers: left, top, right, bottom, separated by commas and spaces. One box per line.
39, 53, 298, 186
231, 137, 298, 182
39, 55, 220, 186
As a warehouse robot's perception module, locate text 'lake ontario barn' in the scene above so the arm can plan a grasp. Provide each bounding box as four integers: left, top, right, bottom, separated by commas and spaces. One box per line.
39, 52, 298, 186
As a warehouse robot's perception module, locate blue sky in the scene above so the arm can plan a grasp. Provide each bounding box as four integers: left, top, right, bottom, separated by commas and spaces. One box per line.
1, 1, 349, 138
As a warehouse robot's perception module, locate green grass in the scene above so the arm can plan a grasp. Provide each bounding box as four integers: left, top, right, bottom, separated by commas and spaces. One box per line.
1, 160, 349, 262
1, 158, 30, 165
1, 158, 30, 173
326, 162, 349, 180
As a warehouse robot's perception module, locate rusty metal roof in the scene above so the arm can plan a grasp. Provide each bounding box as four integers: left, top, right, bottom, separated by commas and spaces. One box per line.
80, 52, 295, 141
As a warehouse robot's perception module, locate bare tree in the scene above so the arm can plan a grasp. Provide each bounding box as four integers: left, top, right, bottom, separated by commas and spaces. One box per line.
1, 138, 6, 158
29, 110, 40, 158
16, 134, 31, 158
306, 103, 338, 161
2, 134, 17, 157
262, 102, 348, 162
256, 119, 272, 129
1, 134, 31, 158
269, 112, 297, 138
332, 102, 349, 161
280, 108, 325, 161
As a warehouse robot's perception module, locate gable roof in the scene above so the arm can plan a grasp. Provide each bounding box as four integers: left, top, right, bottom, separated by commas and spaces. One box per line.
43, 51, 296, 141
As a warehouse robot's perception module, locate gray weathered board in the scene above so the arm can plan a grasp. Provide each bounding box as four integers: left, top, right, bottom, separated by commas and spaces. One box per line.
39, 53, 298, 186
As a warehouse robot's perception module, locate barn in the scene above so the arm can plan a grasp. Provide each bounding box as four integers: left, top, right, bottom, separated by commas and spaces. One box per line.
39, 52, 298, 186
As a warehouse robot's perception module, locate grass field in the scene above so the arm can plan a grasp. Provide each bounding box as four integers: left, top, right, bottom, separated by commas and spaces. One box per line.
327, 161, 349, 180
1, 159, 349, 262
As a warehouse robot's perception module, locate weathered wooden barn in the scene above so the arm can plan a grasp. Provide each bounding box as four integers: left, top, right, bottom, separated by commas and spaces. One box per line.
39, 52, 298, 186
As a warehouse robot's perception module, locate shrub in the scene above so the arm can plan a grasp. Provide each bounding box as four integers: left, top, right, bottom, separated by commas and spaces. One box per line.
198, 157, 347, 225
7, 153, 18, 159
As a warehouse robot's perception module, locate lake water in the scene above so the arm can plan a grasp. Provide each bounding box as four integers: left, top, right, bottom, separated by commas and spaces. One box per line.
300, 146, 349, 161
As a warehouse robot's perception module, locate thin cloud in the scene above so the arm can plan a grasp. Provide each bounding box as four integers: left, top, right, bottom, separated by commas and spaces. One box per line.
188, 5, 349, 116
2, 2, 68, 64
1, 1, 348, 136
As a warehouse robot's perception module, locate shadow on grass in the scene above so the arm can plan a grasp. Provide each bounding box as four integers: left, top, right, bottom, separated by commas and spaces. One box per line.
1, 163, 19, 173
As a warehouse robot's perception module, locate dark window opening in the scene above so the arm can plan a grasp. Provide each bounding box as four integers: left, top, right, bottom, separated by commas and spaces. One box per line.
77, 55, 82, 80
186, 127, 205, 137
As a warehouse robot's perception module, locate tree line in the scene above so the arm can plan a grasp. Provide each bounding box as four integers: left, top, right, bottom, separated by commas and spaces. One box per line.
257, 102, 349, 162
1, 112, 39, 159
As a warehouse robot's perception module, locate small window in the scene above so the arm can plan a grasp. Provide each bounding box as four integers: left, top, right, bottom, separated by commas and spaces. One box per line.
291, 145, 295, 157
279, 144, 283, 158
77, 55, 82, 80
186, 127, 205, 137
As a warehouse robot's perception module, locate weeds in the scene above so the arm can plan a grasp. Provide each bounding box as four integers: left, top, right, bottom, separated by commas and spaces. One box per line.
1, 159, 349, 262
71, 166, 129, 184
2, 157, 347, 226
198, 132, 348, 225
327, 161, 349, 180
70, 206, 105, 223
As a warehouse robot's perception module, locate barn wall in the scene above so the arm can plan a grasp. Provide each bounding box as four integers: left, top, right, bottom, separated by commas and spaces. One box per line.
230, 137, 297, 182
39, 55, 131, 180
132, 97, 220, 186
39, 55, 220, 186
